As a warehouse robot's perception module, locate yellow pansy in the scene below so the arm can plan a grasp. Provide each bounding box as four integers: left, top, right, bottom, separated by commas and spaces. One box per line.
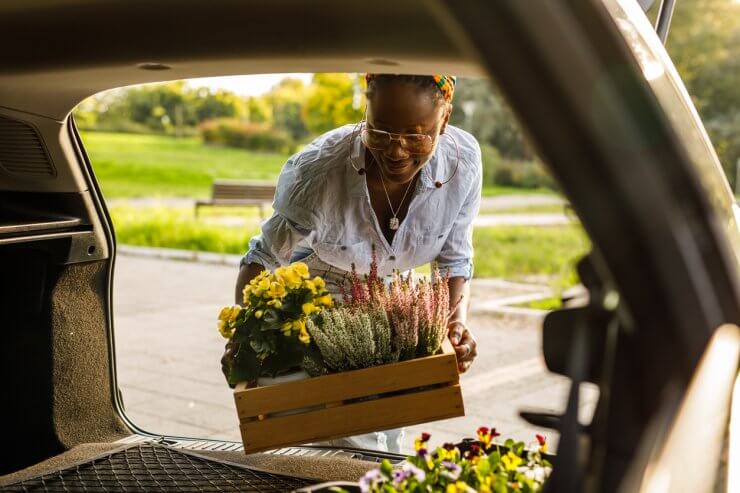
502, 451, 522, 471
291, 262, 310, 279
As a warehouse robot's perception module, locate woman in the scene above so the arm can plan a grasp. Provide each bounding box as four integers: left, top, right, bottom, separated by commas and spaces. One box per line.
226, 73, 481, 451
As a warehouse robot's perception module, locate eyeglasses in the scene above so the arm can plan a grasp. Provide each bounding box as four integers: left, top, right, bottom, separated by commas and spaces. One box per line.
361, 126, 435, 155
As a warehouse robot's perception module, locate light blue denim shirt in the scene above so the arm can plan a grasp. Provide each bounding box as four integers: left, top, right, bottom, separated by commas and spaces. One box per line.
243, 123, 482, 281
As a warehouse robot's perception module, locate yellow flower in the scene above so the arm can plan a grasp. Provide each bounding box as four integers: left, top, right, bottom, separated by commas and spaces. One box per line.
276, 267, 302, 289
267, 299, 283, 309
291, 262, 310, 279
267, 281, 286, 299
303, 279, 317, 294
312, 276, 326, 290
281, 321, 293, 336
257, 277, 271, 291
315, 294, 333, 307
292, 319, 306, 332
302, 302, 319, 315
255, 310, 263, 319
218, 305, 241, 323
446, 482, 471, 493
217, 319, 233, 339
298, 326, 311, 344
502, 451, 522, 471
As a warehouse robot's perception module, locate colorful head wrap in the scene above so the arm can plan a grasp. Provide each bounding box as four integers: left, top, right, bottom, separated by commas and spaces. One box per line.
365, 74, 456, 103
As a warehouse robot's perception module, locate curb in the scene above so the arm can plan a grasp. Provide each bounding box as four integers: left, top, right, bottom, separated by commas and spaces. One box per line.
117, 244, 242, 267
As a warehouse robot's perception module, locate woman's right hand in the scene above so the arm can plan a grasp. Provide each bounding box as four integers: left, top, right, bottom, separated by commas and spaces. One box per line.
221, 340, 237, 387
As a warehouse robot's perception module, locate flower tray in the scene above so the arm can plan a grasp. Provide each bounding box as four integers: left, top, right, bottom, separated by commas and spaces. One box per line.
233, 338, 464, 454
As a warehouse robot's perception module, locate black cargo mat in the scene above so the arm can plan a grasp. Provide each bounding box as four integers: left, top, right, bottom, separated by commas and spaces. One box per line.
1, 443, 316, 492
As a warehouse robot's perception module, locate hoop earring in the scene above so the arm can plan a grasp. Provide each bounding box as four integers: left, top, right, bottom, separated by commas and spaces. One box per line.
348, 107, 369, 175
434, 132, 461, 188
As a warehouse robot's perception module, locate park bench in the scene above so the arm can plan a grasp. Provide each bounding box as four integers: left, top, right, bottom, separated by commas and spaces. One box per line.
195, 180, 277, 220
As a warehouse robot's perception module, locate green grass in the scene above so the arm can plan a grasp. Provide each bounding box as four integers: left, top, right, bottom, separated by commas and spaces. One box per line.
81, 131, 289, 198
111, 205, 261, 253
481, 186, 556, 197
82, 131, 558, 199
472, 224, 589, 286
110, 204, 589, 285
477, 204, 568, 215
516, 296, 563, 311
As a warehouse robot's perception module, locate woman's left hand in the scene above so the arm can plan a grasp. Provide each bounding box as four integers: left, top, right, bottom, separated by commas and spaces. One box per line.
448, 320, 477, 373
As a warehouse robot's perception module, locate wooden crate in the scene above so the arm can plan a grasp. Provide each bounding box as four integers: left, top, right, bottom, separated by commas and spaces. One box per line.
234, 338, 464, 454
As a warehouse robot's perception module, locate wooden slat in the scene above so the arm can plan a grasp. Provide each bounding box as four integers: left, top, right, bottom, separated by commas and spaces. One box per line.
239, 384, 464, 454
235, 339, 458, 419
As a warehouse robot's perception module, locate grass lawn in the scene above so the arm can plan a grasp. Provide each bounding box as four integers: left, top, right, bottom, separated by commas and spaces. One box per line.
110, 204, 588, 287
81, 131, 288, 198
82, 131, 557, 199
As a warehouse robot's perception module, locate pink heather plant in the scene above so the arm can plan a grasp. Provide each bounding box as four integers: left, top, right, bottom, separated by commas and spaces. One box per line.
341, 247, 461, 360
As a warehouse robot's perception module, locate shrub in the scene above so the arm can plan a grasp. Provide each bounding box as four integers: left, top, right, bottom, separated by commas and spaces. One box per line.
198, 118, 293, 153
494, 158, 557, 190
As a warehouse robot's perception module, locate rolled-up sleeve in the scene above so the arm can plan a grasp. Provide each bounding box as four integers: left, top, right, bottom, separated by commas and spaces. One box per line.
435, 153, 482, 281
242, 154, 314, 269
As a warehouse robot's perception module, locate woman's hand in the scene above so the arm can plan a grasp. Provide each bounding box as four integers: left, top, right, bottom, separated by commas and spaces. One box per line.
448, 320, 477, 373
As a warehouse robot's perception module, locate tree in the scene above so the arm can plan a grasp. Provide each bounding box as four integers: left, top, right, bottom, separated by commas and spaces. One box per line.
262, 78, 310, 141
302, 73, 364, 135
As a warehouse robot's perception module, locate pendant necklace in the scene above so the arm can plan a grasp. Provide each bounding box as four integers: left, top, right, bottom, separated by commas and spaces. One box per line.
376, 165, 415, 231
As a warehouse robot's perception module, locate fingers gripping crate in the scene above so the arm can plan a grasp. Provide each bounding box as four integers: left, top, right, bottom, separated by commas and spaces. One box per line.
234, 339, 464, 454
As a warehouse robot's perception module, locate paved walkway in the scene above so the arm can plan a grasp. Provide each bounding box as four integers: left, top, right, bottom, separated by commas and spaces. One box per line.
113, 254, 597, 454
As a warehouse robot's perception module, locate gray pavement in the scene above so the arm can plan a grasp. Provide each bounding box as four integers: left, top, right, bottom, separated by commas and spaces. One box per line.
113, 254, 597, 454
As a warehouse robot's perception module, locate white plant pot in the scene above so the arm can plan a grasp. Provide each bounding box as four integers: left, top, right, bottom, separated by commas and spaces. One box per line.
256, 369, 310, 387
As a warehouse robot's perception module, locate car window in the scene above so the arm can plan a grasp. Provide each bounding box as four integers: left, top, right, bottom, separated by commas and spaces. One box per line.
76, 73, 595, 454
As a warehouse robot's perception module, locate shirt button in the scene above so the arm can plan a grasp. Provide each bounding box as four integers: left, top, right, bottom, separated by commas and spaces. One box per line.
389, 255, 396, 261
340, 246, 347, 251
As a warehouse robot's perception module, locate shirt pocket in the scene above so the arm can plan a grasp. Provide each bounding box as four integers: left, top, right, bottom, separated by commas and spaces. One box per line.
414, 227, 451, 263
313, 240, 369, 273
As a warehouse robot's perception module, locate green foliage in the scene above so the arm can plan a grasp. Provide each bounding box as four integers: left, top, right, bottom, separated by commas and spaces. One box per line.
262, 78, 311, 140
198, 118, 294, 153
450, 79, 535, 161
302, 73, 364, 134
665, 0, 740, 188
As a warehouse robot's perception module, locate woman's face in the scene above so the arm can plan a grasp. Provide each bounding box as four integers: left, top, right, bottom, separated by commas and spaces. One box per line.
366, 81, 450, 186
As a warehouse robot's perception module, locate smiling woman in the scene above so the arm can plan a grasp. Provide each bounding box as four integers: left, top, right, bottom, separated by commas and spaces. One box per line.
229, 73, 483, 452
